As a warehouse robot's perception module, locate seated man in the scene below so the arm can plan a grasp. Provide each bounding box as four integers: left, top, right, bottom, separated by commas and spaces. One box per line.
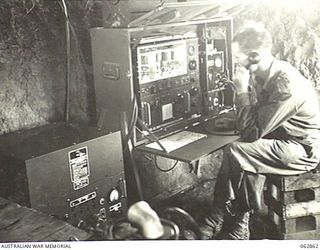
202, 21, 320, 240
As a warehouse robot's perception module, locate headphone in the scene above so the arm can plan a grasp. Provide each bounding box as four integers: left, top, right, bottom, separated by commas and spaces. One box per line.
245, 52, 260, 70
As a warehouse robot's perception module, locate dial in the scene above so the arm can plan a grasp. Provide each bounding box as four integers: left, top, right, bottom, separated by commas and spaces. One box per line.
214, 56, 223, 68
188, 46, 195, 56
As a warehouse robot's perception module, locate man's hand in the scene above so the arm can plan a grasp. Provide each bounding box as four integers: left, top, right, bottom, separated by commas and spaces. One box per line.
233, 65, 250, 94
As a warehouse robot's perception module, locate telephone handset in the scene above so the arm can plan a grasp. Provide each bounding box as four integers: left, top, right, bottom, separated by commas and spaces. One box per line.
245, 52, 260, 70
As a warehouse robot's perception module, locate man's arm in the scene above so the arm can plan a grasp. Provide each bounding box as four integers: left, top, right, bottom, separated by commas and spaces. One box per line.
236, 75, 297, 142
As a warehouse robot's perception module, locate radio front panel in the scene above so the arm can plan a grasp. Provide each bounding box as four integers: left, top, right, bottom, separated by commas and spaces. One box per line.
90, 18, 234, 144
133, 38, 202, 139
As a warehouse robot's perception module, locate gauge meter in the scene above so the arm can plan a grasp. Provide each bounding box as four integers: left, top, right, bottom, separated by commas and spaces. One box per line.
188, 45, 195, 56
214, 57, 223, 68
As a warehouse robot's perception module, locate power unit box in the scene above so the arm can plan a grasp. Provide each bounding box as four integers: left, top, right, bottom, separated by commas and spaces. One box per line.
0, 123, 127, 227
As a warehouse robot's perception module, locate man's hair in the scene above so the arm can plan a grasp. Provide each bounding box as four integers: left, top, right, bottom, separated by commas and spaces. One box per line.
233, 21, 273, 53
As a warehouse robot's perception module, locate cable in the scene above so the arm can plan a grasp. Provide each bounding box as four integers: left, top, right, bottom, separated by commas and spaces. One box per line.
59, 0, 71, 122
59, 1, 95, 115
103, 217, 127, 240
136, 126, 167, 153
201, 79, 239, 136
120, 95, 144, 201
217, 77, 237, 114
136, 126, 150, 140
223, 79, 236, 102
123, 95, 139, 152
223, 32, 230, 79
221, 29, 238, 119
213, 86, 225, 115
162, 207, 201, 239
159, 218, 180, 240
127, 95, 138, 139
154, 155, 179, 172
113, 95, 142, 202
127, 132, 144, 201
223, 79, 237, 119
137, 118, 168, 153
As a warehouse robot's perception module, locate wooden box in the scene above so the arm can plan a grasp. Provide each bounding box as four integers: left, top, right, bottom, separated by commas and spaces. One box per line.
264, 170, 320, 240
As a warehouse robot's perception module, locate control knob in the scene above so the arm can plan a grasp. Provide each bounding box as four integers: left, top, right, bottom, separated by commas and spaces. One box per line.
189, 86, 199, 96
109, 188, 120, 203
176, 93, 184, 102
188, 60, 197, 70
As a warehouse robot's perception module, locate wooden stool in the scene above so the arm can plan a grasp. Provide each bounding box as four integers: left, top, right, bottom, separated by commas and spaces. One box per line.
264, 168, 320, 240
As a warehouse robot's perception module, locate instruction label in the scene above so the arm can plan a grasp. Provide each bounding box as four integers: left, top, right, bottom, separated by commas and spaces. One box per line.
68, 147, 90, 190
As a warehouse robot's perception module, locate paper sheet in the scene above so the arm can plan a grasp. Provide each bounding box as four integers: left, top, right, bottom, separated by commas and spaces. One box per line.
145, 131, 207, 153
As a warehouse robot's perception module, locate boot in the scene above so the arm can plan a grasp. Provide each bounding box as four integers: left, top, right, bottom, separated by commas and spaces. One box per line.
199, 206, 225, 239
224, 211, 250, 240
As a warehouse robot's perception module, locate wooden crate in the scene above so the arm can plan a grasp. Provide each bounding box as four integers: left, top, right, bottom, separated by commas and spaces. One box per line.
266, 169, 320, 192
266, 209, 320, 239
264, 171, 320, 240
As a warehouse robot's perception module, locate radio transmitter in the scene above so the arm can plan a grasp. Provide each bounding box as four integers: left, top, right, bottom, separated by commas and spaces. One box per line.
0, 123, 127, 227
90, 15, 234, 144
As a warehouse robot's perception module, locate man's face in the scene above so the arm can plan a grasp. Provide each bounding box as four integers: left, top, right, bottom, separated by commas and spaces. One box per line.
232, 42, 250, 68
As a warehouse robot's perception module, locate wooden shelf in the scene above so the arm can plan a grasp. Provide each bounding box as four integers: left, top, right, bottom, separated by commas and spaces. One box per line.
135, 125, 239, 163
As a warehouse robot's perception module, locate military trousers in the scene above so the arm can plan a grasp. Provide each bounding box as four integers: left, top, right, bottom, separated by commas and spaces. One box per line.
214, 138, 320, 212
